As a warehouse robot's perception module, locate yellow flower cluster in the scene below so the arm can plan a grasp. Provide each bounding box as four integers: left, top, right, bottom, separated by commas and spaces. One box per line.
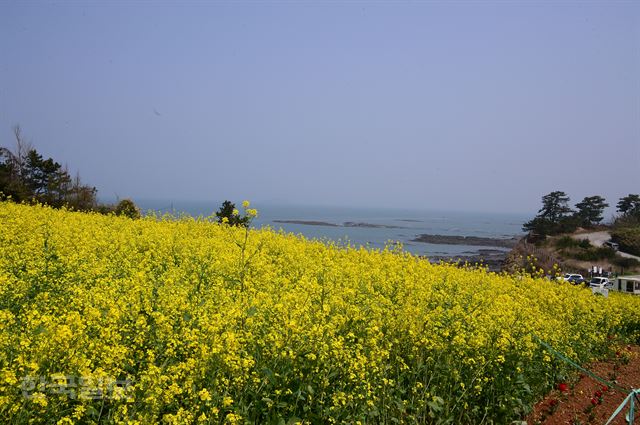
0, 201, 639, 424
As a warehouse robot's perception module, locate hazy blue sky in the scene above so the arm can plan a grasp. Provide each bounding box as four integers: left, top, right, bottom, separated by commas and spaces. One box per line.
1, 1, 638, 214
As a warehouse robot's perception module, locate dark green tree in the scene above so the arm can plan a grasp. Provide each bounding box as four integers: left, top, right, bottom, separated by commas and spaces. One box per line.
215, 200, 249, 227
22, 149, 72, 207
1, 125, 97, 209
0, 147, 24, 200
538, 191, 574, 223
522, 216, 554, 238
574, 195, 608, 227
616, 194, 640, 218
523, 191, 575, 237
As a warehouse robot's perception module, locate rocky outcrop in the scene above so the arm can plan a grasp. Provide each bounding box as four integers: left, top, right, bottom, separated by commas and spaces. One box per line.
427, 249, 509, 272
412, 234, 519, 248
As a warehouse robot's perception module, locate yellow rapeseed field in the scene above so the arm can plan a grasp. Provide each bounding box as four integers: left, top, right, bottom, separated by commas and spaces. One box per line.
0, 201, 639, 424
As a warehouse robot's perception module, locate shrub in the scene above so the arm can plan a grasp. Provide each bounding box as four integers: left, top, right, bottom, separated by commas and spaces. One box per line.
578, 239, 592, 249
611, 256, 640, 269
572, 247, 616, 262
114, 198, 141, 219
555, 237, 591, 250
611, 227, 640, 257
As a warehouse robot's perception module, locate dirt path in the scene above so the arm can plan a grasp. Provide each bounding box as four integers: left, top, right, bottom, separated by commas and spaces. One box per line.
528, 345, 640, 425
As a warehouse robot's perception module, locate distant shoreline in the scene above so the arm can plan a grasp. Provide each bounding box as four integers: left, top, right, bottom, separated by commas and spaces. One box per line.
412, 234, 520, 248
273, 220, 339, 227
272, 220, 405, 229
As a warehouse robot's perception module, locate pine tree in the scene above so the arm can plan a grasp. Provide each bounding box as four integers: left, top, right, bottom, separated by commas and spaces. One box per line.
574, 195, 608, 227
523, 191, 575, 237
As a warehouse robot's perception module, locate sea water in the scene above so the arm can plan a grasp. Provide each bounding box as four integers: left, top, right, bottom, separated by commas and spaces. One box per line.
136, 200, 528, 258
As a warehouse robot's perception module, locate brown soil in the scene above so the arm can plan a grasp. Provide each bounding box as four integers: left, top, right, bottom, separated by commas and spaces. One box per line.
527, 345, 640, 425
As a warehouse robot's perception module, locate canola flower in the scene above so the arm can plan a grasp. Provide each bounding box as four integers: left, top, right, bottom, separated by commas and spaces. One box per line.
0, 201, 639, 424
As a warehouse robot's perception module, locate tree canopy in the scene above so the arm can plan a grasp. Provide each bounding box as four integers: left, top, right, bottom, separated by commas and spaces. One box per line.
215, 200, 249, 227
617, 194, 640, 218
575, 195, 608, 227
538, 191, 574, 223
523, 191, 613, 238
1, 125, 97, 210
523, 191, 576, 237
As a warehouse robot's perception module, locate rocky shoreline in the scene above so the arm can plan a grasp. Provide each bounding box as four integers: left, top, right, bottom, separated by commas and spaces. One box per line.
413, 235, 524, 272
271, 222, 521, 272
426, 249, 510, 272
412, 234, 519, 248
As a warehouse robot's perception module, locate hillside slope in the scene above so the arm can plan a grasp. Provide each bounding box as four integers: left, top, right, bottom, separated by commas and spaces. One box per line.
1, 202, 640, 424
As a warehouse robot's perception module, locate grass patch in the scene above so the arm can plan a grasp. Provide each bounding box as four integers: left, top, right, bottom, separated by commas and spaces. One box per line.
571, 246, 617, 262
556, 236, 616, 261
555, 236, 591, 250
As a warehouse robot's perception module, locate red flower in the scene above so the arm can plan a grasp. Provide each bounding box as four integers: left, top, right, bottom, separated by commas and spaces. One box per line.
558, 383, 569, 392
601, 385, 609, 392
595, 390, 602, 398
549, 399, 559, 406
591, 397, 598, 405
